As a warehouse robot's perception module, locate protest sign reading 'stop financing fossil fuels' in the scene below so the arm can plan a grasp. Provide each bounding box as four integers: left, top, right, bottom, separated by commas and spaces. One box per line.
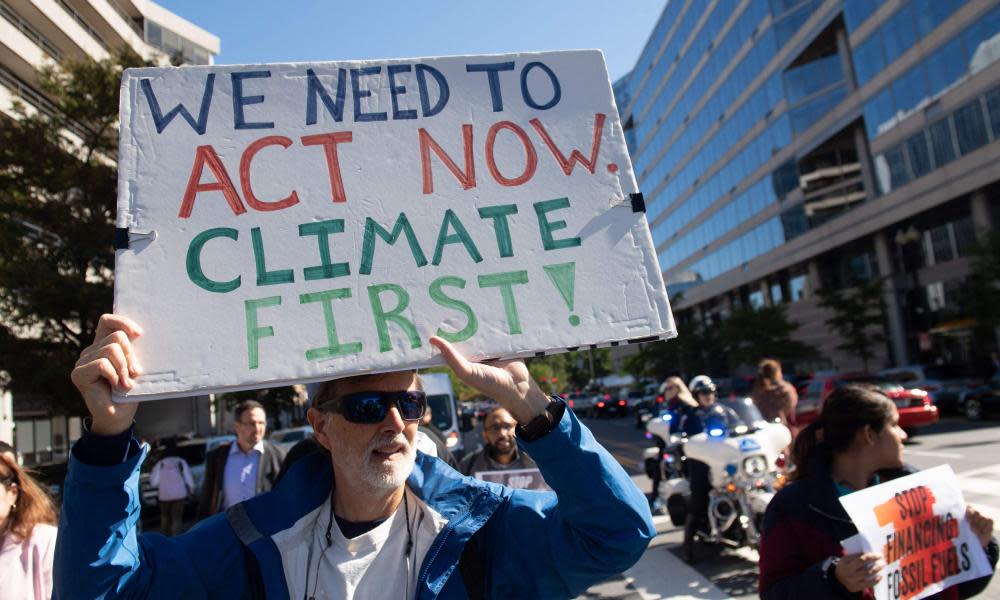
114, 50, 674, 401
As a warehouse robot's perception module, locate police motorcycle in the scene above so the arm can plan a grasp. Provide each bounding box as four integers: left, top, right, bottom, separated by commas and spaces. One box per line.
642, 395, 790, 550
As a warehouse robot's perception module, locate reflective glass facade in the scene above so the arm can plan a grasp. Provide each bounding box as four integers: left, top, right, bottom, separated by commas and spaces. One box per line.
615, 0, 1000, 297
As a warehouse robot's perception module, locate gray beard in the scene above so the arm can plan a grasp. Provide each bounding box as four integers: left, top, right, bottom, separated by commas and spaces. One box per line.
357, 434, 416, 492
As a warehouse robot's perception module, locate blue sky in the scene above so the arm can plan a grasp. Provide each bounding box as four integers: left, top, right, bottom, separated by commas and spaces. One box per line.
156, 0, 665, 81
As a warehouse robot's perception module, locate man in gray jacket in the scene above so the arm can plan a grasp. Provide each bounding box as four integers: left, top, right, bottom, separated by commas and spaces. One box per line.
460, 407, 538, 478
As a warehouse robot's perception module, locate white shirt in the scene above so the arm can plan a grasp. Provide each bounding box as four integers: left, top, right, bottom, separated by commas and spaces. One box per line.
273, 488, 447, 600
149, 456, 195, 502
222, 440, 264, 509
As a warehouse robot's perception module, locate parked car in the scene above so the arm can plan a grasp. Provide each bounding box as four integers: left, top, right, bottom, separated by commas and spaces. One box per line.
590, 391, 628, 418
139, 434, 236, 510
565, 392, 595, 415
270, 425, 313, 454
796, 372, 938, 435
877, 364, 972, 414
960, 373, 1000, 421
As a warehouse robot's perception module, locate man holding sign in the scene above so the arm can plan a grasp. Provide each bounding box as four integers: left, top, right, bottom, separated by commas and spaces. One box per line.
54, 50, 670, 599
758, 385, 997, 599
55, 314, 655, 598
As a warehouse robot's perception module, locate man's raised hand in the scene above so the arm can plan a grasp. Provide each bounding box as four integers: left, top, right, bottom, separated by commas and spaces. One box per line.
429, 336, 550, 424
70, 314, 144, 435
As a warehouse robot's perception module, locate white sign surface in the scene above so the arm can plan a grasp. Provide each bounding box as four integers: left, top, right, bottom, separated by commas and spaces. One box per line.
474, 468, 549, 491
839, 465, 993, 600
114, 50, 674, 401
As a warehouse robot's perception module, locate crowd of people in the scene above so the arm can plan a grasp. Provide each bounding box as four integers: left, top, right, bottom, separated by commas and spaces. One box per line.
1, 329, 998, 597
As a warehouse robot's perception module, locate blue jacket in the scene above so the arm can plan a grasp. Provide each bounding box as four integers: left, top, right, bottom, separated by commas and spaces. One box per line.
53, 407, 655, 599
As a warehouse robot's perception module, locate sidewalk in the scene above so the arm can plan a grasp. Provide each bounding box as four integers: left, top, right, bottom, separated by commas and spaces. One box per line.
624, 517, 731, 600
578, 512, 731, 599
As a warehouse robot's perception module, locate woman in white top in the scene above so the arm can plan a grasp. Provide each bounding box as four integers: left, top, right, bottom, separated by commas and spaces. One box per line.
149, 443, 195, 536
0, 451, 58, 600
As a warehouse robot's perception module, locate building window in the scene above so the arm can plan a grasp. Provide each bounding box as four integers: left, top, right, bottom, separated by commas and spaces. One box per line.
986, 86, 1000, 139
844, 0, 881, 32
928, 118, 956, 167
953, 215, 977, 257
926, 281, 946, 311
771, 282, 785, 304
925, 224, 955, 264
953, 99, 989, 155
906, 132, 932, 177
885, 145, 910, 189
789, 274, 808, 301
749, 289, 766, 310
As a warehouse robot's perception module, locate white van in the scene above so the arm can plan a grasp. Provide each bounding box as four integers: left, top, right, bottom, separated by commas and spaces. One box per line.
420, 372, 464, 457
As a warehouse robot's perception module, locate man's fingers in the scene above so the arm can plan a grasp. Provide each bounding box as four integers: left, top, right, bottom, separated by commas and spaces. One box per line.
97, 330, 142, 378
94, 314, 143, 346
429, 336, 473, 378
72, 357, 120, 391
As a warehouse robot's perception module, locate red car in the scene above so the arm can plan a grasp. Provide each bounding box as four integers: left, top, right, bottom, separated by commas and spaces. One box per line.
796, 373, 939, 435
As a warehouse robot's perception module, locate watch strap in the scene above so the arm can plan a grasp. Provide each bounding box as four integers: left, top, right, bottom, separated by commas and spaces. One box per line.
516, 397, 566, 443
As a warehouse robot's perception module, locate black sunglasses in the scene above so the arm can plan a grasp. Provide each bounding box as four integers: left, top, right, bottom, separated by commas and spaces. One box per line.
328, 390, 427, 424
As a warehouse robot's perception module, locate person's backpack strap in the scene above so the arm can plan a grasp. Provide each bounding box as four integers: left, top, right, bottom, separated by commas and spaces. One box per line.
226, 504, 266, 599
458, 530, 486, 600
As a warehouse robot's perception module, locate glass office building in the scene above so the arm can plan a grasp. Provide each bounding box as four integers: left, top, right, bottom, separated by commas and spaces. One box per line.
616, 0, 1000, 371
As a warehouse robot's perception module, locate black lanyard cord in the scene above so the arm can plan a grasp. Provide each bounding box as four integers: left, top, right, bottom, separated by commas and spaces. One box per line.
304, 494, 335, 600
303, 489, 415, 600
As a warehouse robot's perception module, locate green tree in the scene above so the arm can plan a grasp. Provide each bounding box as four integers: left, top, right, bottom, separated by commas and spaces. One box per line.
965, 231, 1000, 331
623, 320, 709, 381
816, 278, 887, 371
716, 305, 814, 371
0, 50, 149, 414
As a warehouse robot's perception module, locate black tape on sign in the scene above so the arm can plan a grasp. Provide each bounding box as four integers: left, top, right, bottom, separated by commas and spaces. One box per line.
113, 228, 130, 250
629, 192, 646, 213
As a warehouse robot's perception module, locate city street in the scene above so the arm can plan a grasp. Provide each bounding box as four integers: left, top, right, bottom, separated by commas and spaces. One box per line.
579, 414, 1000, 600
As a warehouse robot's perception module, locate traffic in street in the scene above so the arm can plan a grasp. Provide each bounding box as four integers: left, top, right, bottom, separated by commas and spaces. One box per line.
578, 412, 1000, 599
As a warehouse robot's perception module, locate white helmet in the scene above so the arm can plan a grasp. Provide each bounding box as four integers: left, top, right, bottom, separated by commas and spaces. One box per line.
688, 375, 716, 395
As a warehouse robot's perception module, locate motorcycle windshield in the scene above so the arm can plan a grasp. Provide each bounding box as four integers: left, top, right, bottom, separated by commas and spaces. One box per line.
706, 397, 767, 434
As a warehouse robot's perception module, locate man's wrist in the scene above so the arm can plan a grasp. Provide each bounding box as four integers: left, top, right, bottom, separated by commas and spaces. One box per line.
509, 384, 551, 423
516, 397, 566, 443
89, 417, 132, 436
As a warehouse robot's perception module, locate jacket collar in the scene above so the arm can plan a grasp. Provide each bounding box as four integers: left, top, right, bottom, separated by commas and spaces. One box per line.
804, 454, 853, 524
233, 450, 504, 597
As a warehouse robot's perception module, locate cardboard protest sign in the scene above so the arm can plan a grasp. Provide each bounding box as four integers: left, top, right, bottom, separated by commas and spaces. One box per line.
474, 468, 549, 491
839, 465, 994, 600
114, 50, 674, 401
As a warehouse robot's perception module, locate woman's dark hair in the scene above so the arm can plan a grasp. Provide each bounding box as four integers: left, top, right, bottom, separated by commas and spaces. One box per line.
790, 384, 895, 480
754, 359, 781, 392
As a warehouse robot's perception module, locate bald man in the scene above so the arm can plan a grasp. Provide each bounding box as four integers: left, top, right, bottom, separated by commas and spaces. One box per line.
459, 407, 538, 477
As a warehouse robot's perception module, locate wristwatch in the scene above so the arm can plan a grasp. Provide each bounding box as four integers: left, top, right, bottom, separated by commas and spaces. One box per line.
821, 556, 841, 582
515, 397, 566, 443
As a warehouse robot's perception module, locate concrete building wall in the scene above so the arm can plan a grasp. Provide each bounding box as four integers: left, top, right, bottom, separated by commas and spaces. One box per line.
0, 0, 219, 462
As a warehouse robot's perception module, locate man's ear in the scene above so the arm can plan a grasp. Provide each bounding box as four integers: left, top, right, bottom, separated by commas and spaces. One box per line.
307, 408, 333, 451
861, 424, 877, 446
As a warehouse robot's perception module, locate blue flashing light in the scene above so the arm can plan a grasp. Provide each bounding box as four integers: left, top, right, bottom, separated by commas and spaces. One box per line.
724, 463, 738, 477
644, 432, 652, 439
661, 413, 673, 421
708, 427, 725, 437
